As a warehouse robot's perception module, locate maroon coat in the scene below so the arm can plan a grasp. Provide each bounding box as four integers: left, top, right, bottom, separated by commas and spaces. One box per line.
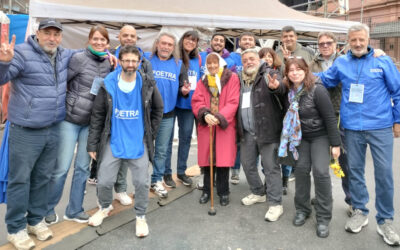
191, 69, 240, 167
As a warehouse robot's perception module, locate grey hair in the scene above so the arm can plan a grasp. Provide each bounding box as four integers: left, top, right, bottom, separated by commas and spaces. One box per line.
241, 48, 259, 57
347, 24, 370, 39
151, 32, 179, 63
317, 31, 337, 43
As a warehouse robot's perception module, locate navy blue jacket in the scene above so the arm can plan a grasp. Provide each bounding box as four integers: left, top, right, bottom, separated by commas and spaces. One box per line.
0, 35, 74, 128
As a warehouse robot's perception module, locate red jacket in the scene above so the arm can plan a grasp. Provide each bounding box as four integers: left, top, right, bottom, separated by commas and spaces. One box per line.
191, 68, 239, 167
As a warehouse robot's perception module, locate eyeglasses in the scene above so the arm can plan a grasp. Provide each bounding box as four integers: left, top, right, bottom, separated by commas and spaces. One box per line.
318, 41, 334, 47
120, 59, 139, 64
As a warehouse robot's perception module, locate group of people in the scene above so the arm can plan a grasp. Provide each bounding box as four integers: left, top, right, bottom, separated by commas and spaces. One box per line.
1, 17, 400, 250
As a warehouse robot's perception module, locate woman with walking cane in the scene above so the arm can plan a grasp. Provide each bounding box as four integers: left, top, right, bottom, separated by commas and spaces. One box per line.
191, 52, 239, 208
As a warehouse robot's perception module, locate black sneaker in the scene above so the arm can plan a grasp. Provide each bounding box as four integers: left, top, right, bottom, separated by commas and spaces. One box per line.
163, 174, 176, 188
177, 174, 193, 186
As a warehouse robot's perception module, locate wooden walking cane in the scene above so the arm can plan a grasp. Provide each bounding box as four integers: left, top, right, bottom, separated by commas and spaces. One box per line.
208, 125, 216, 216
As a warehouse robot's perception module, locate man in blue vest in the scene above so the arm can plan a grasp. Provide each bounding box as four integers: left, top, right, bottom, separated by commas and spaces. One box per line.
0, 19, 73, 250
144, 32, 189, 197
87, 46, 163, 237
96, 25, 153, 207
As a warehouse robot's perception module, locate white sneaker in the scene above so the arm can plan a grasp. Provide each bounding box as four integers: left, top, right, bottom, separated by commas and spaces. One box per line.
115, 192, 133, 206
7, 229, 35, 250
88, 205, 114, 227
265, 205, 283, 222
241, 193, 266, 206
27, 221, 53, 241
136, 216, 149, 238
151, 181, 168, 198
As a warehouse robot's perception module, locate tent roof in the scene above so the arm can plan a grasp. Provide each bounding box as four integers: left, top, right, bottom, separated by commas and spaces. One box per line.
29, 0, 359, 39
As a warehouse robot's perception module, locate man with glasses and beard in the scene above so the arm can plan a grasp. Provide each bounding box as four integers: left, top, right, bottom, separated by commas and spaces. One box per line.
87, 46, 163, 238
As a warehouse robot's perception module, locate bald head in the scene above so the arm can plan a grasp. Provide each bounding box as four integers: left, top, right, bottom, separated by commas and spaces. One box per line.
119, 25, 137, 46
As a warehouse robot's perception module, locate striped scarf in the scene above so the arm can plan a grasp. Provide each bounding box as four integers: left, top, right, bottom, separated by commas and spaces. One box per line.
278, 85, 304, 160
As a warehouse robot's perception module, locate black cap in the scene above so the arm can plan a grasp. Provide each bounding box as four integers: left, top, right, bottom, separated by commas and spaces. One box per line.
39, 19, 63, 31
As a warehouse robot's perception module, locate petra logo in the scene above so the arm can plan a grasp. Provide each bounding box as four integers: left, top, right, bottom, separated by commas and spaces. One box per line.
115, 108, 140, 119
370, 68, 383, 73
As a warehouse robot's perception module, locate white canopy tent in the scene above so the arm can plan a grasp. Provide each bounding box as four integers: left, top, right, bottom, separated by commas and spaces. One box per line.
28, 0, 359, 50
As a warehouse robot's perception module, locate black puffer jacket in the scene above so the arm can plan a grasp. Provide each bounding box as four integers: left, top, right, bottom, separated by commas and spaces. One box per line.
298, 83, 341, 146
65, 48, 112, 125
86, 70, 164, 163
237, 63, 287, 144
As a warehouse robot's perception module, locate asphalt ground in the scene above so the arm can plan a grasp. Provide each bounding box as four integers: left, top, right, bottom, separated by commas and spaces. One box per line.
1, 131, 400, 249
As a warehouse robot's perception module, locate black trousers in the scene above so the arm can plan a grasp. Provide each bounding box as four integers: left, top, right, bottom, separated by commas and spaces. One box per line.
203, 166, 230, 196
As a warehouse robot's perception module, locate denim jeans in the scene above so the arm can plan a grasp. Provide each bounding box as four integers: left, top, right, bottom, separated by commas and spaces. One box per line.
232, 144, 241, 171
345, 127, 394, 224
165, 108, 194, 175
47, 120, 90, 218
281, 165, 292, 177
6, 123, 59, 233
151, 116, 174, 183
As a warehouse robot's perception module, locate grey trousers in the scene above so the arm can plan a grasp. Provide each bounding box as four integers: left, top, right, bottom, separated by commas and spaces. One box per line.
295, 135, 332, 225
97, 141, 149, 216
114, 165, 128, 193
240, 132, 282, 205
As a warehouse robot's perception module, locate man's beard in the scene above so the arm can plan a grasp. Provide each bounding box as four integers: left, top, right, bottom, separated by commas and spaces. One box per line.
243, 66, 258, 76
123, 67, 137, 76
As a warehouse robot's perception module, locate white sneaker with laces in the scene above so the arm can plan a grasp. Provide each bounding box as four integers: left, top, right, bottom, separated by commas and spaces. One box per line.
265, 205, 284, 222
88, 205, 114, 227
7, 229, 35, 250
115, 192, 133, 206
27, 221, 53, 241
241, 193, 266, 206
136, 216, 149, 238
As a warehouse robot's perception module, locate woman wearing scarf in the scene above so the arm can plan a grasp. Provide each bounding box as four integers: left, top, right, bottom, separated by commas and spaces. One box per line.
45, 25, 113, 224
191, 53, 239, 206
279, 57, 340, 238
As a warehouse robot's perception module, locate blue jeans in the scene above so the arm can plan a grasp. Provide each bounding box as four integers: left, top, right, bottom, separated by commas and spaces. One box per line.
151, 116, 174, 183
6, 123, 59, 233
165, 108, 194, 175
345, 127, 394, 224
281, 165, 292, 177
233, 144, 240, 170
47, 121, 90, 218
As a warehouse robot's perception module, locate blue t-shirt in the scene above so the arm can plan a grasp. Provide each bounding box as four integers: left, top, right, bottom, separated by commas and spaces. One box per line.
230, 52, 243, 73
176, 57, 201, 110
106, 72, 144, 159
145, 52, 182, 113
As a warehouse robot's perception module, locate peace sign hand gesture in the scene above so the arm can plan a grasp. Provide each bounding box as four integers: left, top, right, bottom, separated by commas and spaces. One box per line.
267, 74, 280, 90
280, 44, 291, 60
0, 34, 16, 62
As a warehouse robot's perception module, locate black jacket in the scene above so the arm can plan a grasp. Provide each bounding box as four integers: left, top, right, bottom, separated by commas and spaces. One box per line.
298, 83, 341, 146
237, 63, 287, 144
65, 49, 113, 125
86, 70, 164, 163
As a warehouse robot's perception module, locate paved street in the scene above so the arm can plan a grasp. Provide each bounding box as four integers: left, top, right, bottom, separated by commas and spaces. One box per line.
1, 136, 400, 249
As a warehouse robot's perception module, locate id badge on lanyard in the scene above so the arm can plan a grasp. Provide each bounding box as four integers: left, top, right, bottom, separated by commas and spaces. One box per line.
242, 92, 251, 109
349, 83, 364, 103
90, 77, 104, 96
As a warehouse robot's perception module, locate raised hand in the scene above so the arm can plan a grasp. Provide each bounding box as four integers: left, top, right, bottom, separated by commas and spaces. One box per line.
181, 80, 191, 96
280, 43, 290, 60
0, 34, 16, 62
267, 74, 280, 89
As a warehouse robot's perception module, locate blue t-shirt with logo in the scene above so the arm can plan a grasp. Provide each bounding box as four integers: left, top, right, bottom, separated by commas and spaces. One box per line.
145, 52, 182, 113
106, 72, 144, 159
176, 57, 201, 110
